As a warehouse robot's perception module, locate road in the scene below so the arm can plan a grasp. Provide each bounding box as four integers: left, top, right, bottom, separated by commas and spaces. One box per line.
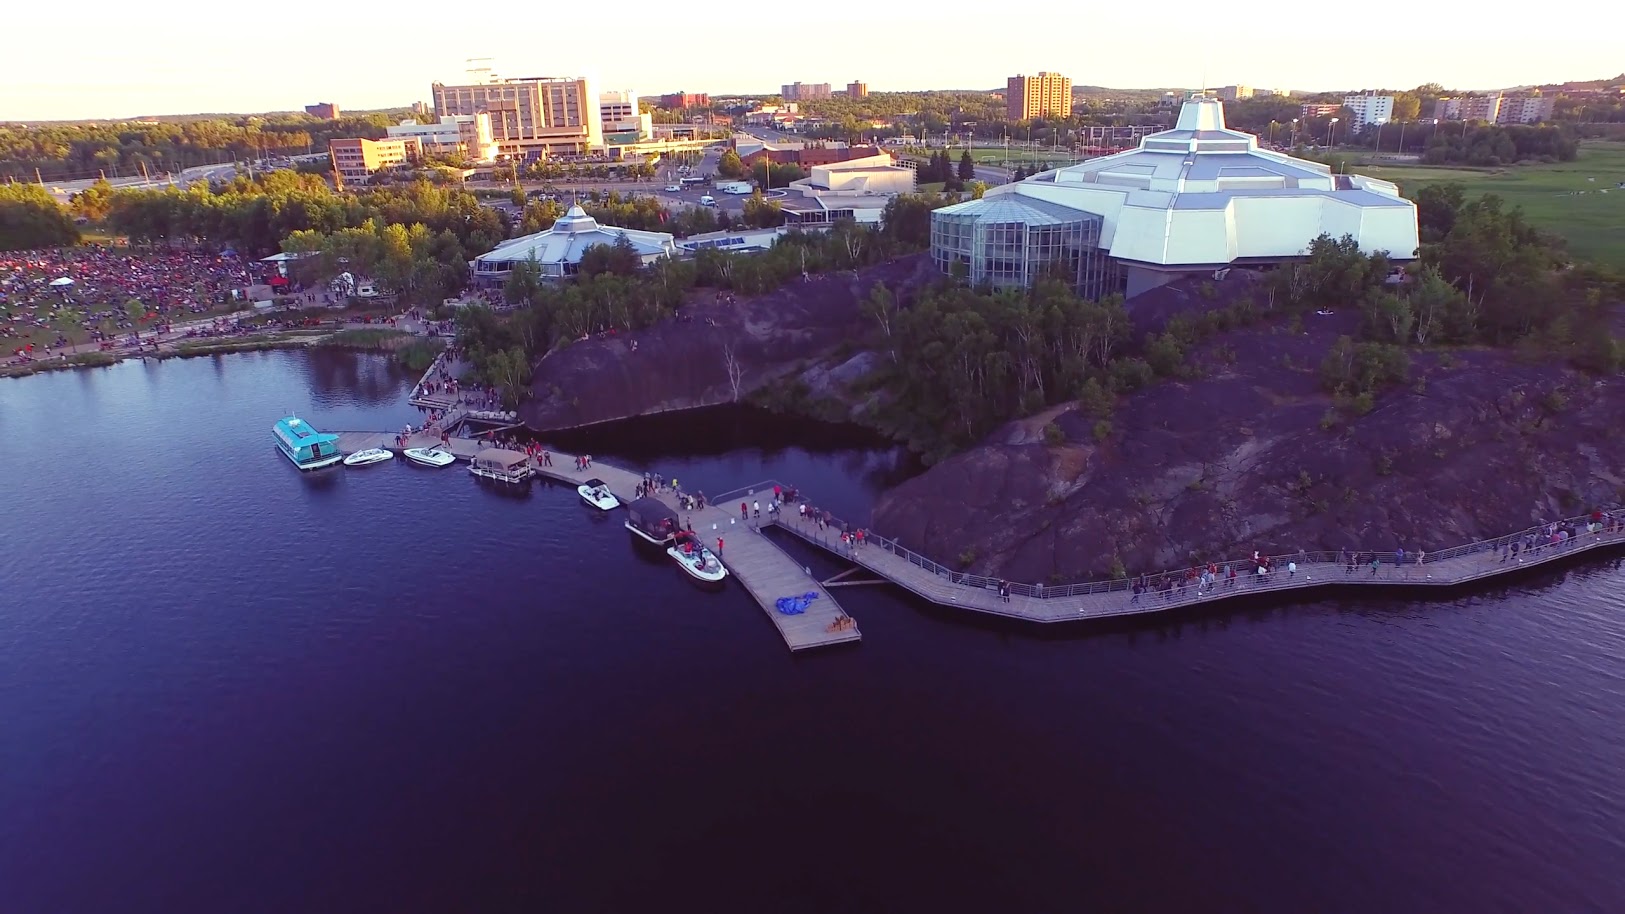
46, 162, 237, 202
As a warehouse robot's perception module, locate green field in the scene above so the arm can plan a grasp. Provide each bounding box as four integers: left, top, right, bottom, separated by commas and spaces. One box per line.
1354, 142, 1625, 269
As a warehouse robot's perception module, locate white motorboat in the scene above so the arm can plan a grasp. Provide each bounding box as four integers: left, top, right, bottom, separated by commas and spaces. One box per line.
343, 448, 394, 467
404, 446, 456, 468
668, 539, 728, 583
578, 478, 620, 510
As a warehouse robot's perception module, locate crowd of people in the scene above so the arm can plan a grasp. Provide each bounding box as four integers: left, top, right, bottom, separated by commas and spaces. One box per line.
1, 247, 258, 354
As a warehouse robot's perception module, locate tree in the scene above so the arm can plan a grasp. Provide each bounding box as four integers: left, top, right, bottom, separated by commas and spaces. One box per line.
1391, 91, 1423, 123
717, 149, 745, 179
968, 181, 988, 200
578, 233, 642, 278
741, 191, 783, 229
70, 179, 115, 223
957, 151, 976, 182
0, 184, 80, 251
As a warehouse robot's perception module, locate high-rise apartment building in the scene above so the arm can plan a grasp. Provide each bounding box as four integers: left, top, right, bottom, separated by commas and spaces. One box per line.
1496, 95, 1556, 125
1342, 94, 1394, 128
1216, 86, 1253, 101
304, 102, 340, 120
781, 82, 833, 102
1299, 103, 1342, 120
1432, 95, 1503, 123
1006, 72, 1072, 120
846, 81, 869, 99
432, 75, 601, 158
329, 137, 421, 184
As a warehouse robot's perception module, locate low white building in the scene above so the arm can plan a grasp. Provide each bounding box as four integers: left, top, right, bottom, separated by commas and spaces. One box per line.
787, 154, 916, 196
385, 114, 499, 162
929, 95, 1419, 298
472, 206, 676, 285
600, 89, 652, 142
773, 153, 915, 228
676, 226, 791, 254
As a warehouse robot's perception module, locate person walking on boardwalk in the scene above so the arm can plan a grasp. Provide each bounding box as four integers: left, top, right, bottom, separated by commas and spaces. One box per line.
1369, 555, 1381, 575
753, 500, 760, 521
716, 537, 724, 555
741, 502, 748, 521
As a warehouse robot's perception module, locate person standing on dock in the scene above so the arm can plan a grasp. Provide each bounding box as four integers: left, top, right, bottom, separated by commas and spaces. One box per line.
741, 502, 748, 521
716, 537, 724, 555
753, 501, 760, 521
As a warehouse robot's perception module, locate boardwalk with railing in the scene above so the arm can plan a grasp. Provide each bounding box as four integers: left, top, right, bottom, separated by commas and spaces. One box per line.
321, 420, 1625, 640
765, 483, 1625, 621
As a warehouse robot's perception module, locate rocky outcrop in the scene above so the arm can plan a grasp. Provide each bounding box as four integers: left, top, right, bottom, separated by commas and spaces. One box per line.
518, 255, 935, 431
872, 316, 1625, 583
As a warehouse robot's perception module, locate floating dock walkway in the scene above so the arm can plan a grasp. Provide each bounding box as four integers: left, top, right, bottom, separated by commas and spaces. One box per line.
328, 434, 858, 652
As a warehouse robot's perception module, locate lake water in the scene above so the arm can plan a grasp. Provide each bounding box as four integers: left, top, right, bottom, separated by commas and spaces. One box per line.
1, 351, 1622, 914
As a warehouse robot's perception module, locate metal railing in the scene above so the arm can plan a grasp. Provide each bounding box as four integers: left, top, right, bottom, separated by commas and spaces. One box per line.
723, 478, 1625, 605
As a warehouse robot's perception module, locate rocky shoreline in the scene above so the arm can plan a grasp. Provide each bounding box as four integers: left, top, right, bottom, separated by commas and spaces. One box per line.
516, 257, 1624, 583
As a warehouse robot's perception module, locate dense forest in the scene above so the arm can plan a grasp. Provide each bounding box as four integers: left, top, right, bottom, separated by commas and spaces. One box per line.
0, 113, 394, 182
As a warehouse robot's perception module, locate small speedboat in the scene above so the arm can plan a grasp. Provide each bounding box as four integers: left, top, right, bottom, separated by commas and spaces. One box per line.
404, 446, 456, 468
669, 540, 728, 583
343, 448, 394, 467
578, 478, 620, 510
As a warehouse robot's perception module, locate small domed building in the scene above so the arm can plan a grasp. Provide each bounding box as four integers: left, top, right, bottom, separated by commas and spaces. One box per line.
472, 205, 676, 286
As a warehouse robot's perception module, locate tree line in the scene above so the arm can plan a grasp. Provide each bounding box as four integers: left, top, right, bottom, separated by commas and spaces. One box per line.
93, 171, 508, 258
0, 113, 396, 182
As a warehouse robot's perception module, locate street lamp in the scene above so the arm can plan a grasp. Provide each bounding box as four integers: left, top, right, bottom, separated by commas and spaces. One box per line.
1326, 117, 1339, 147
1290, 118, 1299, 147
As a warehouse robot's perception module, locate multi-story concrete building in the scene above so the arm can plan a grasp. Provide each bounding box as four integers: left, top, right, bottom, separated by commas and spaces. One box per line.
599, 89, 652, 141
385, 114, 498, 162
328, 137, 421, 184
1216, 85, 1253, 101
1496, 94, 1556, 125
781, 82, 833, 102
1432, 95, 1504, 123
432, 75, 601, 158
846, 81, 869, 99
1299, 103, 1342, 120
659, 92, 709, 109
1342, 94, 1395, 129
1007, 72, 1072, 120
304, 102, 340, 120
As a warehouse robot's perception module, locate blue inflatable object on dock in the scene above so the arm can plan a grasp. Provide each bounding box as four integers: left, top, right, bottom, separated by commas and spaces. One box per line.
775, 592, 820, 615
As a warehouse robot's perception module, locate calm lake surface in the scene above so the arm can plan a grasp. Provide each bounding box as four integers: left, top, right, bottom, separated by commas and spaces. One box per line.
1, 351, 1622, 914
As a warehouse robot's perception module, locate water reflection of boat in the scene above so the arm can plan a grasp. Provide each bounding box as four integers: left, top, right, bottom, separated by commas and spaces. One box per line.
668, 533, 728, 584
624, 496, 679, 545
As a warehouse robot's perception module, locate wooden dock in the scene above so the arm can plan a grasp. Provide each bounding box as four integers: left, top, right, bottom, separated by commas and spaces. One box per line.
326, 433, 859, 652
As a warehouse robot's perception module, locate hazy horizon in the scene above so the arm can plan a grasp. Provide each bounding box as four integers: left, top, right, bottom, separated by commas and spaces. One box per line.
2, 1, 1617, 122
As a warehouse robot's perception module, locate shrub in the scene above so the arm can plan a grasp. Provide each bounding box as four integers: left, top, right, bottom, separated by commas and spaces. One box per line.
1076, 377, 1115, 418
1108, 357, 1154, 392
1092, 419, 1113, 443
1042, 422, 1065, 446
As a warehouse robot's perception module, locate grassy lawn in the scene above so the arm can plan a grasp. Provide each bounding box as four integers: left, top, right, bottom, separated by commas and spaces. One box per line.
966, 147, 1080, 165
914, 182, 946, 194
1354, 142, 1625, 269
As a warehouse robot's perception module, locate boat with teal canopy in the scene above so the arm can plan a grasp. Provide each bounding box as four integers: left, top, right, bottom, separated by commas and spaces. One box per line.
272, 415, 342, 470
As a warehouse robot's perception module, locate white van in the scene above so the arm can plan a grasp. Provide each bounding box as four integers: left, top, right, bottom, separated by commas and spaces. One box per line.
699, 195, 716, 207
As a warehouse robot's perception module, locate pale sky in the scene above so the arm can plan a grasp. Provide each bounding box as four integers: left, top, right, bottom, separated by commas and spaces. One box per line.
3, 0, 1617, 121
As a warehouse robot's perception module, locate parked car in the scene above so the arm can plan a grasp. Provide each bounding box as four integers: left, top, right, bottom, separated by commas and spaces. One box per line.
664, 184, 681, 192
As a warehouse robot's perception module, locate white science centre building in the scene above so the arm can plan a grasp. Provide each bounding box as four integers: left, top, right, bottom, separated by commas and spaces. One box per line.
930, 95, 1420, 299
